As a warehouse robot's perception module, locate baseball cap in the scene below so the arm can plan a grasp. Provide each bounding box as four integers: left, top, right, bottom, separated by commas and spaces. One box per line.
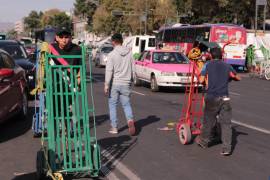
56, 27, 71, 36
111, 33, 123, 42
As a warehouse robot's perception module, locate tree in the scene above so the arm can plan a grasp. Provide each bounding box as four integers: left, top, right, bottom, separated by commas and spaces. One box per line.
6, 29, 17, 39
92, 0, 177, 35
179, 0, 256, 28
47, 12, 72, 30
24, 11, 42, 36
92, 0, 130, 35
41, 9, 61, 27
74, 0, 99, 31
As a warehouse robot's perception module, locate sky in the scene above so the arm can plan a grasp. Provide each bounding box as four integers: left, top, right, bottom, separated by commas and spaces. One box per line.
0, 0, 75, 23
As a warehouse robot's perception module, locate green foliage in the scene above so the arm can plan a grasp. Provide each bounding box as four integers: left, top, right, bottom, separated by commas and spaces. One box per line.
24, 11, 42, 31
6, 29, 17, 39
74, 0, 98, 30
91, 0, 177, 35
47, 12, 72, 30
24, 9, 72, 36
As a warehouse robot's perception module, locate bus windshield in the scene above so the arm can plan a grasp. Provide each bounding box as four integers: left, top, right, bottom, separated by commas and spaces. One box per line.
211, 27, 246, 44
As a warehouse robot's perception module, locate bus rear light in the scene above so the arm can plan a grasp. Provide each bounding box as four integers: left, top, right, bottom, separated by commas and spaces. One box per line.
233, 56, 241, 58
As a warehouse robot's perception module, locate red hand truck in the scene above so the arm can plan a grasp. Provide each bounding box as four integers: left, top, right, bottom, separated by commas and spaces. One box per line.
176, 60, 204, 144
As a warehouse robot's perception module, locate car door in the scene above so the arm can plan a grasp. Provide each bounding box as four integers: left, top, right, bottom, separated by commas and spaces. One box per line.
141, 51, 152, 81
0, 52, 21, 122
134, 51, 148, 79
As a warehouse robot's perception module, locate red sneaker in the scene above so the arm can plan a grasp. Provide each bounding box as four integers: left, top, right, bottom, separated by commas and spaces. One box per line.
128, 120, 136, 136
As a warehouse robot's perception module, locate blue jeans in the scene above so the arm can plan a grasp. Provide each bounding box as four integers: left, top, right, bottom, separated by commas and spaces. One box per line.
109, 85, 134, 128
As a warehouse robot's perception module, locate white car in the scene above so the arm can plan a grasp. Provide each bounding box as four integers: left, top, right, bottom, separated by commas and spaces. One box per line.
94, 45, 113, 67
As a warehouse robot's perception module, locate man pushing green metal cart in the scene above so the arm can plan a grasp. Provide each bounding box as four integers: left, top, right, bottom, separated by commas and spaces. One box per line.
35, 28, 100, 180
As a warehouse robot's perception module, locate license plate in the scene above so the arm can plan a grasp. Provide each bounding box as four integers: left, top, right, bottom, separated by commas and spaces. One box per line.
181, 77, 189, 82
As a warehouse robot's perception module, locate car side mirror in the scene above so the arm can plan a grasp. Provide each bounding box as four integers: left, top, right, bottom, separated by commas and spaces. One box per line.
0, 68, 14, 81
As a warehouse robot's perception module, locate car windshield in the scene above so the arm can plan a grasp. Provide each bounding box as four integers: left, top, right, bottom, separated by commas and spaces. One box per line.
20, 38, 32, 45
101, 46, 113, 53
152, 52, 189, 64
0, 44, 28, 59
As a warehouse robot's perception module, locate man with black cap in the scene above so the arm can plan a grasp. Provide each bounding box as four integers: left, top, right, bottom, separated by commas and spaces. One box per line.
50, 27, 81, 66
49, 27, 82, 136
105, 33, 136, 135
195, 47, 240, 156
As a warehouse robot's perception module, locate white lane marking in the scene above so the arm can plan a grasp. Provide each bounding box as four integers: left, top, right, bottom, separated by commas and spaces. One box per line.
232, 119, 270, 135
132, 90, 146, 96
230, 91, 240, 96
102, 149, 141, 180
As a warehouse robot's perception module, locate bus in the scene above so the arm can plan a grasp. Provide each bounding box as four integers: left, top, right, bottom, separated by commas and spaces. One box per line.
34, 27, 57, 43
156, 23, 247, 67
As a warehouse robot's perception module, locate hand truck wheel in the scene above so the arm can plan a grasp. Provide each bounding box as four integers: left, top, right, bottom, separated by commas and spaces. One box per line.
178, 123, 192, 145
36, 149, 47, 180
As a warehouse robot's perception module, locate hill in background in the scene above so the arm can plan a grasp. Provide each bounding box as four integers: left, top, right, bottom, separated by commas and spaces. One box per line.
0, 22, 14, 32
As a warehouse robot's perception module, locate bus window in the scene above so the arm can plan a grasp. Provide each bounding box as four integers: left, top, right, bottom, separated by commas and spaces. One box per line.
148, 38, 155, 47
171, 29, 178, 43
186, 28, 196, 43
140, 39, 146, 53
164, 29, 172, 42
135, 37, 140, 46
196, 27, 211, 41
157, 31, 163, 42
178, 29, 186, 42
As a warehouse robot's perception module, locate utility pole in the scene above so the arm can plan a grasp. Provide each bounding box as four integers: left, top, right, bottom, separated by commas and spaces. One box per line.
263, 4, 267, 32
145, 0, 148, 35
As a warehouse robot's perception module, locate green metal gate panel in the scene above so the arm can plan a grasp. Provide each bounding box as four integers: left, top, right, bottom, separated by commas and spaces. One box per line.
43, 46, 100, 177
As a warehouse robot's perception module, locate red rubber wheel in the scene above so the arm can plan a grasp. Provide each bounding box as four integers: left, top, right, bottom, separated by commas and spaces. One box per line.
178, 123, 192, 145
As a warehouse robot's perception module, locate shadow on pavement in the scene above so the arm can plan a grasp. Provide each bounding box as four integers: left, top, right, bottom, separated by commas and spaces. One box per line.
231, 127, 248, 153
86, 72, 105, 83
0, 107, 34, 143
89, 114, 109, 128
98, 135, 137, 178
118, 115, 160, 136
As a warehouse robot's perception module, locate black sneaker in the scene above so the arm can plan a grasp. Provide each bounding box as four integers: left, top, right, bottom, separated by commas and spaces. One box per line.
195, 136, 208, 148
220, 148, 231, 156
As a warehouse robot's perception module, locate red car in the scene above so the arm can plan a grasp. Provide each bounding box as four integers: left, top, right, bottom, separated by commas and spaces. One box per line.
0, 49, 28, 123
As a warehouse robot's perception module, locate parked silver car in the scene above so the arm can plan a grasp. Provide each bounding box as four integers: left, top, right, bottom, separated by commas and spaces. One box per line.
94, 45, 114, 67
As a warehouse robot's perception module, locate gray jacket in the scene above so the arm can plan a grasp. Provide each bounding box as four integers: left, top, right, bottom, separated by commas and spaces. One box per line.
105, 45, 134, 86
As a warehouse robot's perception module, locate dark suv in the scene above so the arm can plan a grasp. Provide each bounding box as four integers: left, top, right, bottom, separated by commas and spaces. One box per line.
0, 40, 35, 94
0, 49, 28, 123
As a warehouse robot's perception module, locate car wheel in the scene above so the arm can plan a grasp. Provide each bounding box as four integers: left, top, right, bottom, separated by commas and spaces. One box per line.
133, 73, 141, 86
19, 91, 28, 119
150, 75, 159, 92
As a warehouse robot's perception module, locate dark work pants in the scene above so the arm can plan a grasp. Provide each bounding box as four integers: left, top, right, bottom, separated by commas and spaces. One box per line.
201, 97, 232, 150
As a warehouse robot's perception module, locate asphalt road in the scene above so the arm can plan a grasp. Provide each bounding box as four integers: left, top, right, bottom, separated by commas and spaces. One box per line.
0, 65, 270, 180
